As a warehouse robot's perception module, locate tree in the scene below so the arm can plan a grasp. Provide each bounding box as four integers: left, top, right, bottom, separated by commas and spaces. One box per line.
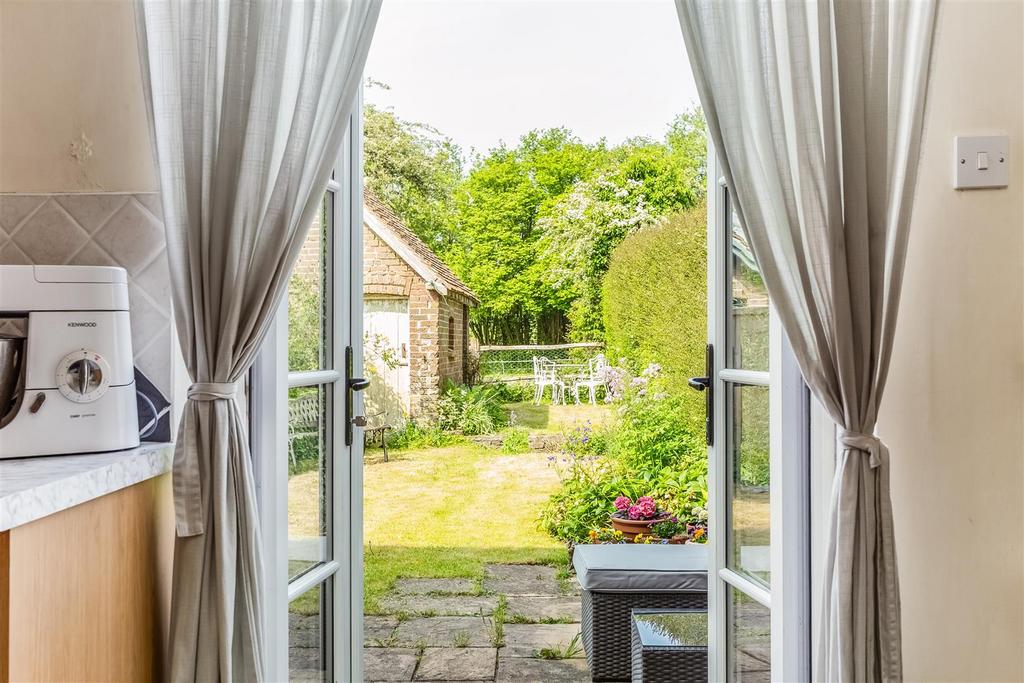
363, 103, 463, 249
536, 174, 653, 340
446, 129, 604, 344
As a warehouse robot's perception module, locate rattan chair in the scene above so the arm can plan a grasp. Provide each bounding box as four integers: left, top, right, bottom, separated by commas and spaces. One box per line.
573, 544, 709, 682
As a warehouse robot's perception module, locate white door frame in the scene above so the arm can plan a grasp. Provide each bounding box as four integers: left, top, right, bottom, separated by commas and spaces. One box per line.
705, 143, 811, 682
251, 91, 366, 683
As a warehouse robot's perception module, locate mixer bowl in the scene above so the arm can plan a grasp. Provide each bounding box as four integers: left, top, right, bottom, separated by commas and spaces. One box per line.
0, 336, 26, 428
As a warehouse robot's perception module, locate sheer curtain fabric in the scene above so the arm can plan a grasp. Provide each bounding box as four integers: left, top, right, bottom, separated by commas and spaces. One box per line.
135, 1, 380, 679
675, 1, 937, 680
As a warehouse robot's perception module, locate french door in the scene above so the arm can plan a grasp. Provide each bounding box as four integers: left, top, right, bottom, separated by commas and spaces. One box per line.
252, 99, 367, 683
702, 146, 811, 682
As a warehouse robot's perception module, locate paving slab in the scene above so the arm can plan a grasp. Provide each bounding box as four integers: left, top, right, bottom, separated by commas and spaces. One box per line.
501, 624, 584, 658
505, 596, 581, 623
380, 594, 498, 617
365, 616, 400, 646
364, 647, 418, 681
396, 578, 478, 595
482, 564, 562, 596
496, 656, 590, 682
394, 616, 495, 648
414, 647, 498, 681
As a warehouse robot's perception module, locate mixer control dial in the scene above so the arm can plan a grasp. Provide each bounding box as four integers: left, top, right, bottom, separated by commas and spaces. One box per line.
56, 350, 111, 403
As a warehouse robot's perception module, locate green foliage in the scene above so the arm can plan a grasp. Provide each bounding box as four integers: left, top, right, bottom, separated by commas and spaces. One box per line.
287, 273, 324, 373
602, 205, 708, 431
384, 422, 462, 450
447, 128, 601, 344
539, 374, 708, 545
536, 174, 653, 339
363, 103, 463, 249
500, 426, 531, 454
437, 382, 509, 435
289, 434, 322, 476
445, 108, 707, 345
535, 633, 583, 660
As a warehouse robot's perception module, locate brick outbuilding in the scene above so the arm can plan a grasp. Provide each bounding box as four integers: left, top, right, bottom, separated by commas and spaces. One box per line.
361, 191, 479, 423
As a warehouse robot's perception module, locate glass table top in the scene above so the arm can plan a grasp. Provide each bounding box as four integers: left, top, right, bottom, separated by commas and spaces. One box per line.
633, 610, 709, 648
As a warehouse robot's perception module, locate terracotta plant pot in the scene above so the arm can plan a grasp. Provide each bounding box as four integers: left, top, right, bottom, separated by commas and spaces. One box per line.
610, 513, 671, 540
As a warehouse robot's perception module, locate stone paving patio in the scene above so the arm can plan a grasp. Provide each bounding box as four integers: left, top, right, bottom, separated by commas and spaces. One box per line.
362, 563, 589, 682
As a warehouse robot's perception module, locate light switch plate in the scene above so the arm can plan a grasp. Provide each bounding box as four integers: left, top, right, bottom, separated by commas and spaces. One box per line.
954, 135, 1009, 189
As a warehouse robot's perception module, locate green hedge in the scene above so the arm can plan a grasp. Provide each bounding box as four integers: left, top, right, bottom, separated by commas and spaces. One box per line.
602, 206, 707, 431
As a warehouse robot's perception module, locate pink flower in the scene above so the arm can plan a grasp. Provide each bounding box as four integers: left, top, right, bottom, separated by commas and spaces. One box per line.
635, 497, 657, 518
614, 496, 632, 512
628, 505, 643, 520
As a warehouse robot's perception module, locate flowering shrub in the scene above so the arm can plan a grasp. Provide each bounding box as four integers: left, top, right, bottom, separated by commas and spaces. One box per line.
613, 495, 662, 520
539, 365, 708, 544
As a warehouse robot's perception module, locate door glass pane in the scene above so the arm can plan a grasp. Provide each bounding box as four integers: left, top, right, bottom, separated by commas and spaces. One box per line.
289, 195, 331, 372
289, 583, 329, 682
728, 210, 769, 371
728, 383, 770, 585
728, 586, 771, 682
288, 384, 330, 580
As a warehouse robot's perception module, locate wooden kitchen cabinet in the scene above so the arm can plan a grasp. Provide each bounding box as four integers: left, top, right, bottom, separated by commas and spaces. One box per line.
0, 455, 173, 683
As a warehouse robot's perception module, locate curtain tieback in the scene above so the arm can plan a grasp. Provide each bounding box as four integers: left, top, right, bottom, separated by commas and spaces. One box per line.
838, 429, 888, 468
187, 381, 238, 401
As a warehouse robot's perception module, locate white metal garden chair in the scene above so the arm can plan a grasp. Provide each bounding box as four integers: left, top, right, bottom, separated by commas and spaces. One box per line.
573, 354, 608, 405
532, 355, 567, 405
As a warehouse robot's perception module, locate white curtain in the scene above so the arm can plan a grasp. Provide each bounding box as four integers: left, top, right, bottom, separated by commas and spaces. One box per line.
675, 1, 937, 680
135, 1, 380, 679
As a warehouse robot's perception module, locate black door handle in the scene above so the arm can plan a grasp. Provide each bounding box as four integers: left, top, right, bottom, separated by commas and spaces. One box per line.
345, 347, 370, 446
688, 376, 710, 391
694, 345, 713, 446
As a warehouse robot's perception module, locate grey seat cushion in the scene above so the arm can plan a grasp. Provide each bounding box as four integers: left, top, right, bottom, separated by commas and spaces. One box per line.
573, 544, 708, 592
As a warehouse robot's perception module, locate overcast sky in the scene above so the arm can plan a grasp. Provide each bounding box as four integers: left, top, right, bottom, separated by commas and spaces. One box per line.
363, 0, 700, 158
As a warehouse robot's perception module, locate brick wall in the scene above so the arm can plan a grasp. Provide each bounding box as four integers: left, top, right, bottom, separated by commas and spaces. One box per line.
438, 297, 469, 386
293, 222, 474, 421
293, 208, 323, 279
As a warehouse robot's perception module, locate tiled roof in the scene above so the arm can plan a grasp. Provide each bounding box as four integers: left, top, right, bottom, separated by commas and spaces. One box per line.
363, 190, 479, 305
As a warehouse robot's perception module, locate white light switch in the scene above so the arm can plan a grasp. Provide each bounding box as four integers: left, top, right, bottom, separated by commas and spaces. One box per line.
955, 135, 1009, 189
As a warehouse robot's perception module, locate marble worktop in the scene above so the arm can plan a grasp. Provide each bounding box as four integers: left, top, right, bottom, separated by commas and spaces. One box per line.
0, 442, 173, 532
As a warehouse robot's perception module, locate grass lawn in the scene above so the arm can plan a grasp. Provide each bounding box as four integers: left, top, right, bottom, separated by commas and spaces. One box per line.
362, 442, 567, 613
288, 438, 572, 614
288, 402, 614, 616
504, 400, 613, 433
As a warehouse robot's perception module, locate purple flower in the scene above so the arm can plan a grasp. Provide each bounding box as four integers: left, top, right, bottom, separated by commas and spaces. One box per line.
614, 496, 632, 512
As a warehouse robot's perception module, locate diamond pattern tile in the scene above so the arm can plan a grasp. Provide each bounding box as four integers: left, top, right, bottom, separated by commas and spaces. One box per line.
93, 198, 164, 275
56, 194, 129, 234
128, 282, 168, 355
0, 195, 45, 232
0, 240, 32, 265
0, 192, 171, 399
67, 241, 119, 268
134, 251, 172, 315
11, 200, 90, 263
135, 193, 164, 221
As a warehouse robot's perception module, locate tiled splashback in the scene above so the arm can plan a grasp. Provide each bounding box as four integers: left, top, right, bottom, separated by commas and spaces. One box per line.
0, 193, 172, 399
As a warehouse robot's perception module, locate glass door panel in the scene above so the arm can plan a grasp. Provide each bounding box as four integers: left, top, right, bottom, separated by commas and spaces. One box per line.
283, 181, 340, 681
289, 581, 332, 682
727, 382, 770, 586
728, 586, 771, 682
287, 383, 331, 580
706, 144, 809, 682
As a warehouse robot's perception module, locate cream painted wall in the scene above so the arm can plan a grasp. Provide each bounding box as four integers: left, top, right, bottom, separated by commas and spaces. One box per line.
879, 1, 1024, 681
0, 0, 156, 192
